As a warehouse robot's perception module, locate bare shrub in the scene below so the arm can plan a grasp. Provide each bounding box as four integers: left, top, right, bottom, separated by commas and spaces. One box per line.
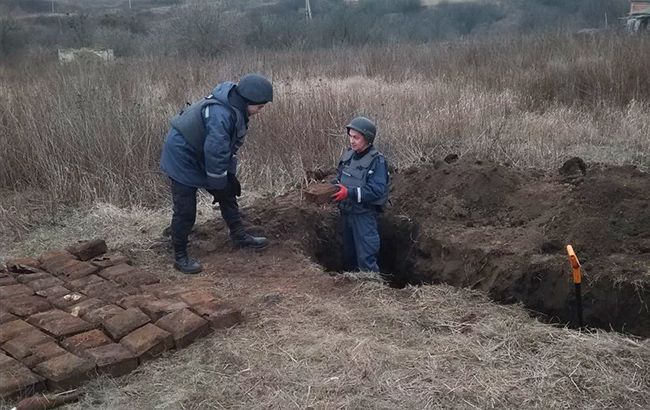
168, 0, 246, 57
67, 14, 93, 48
0, 17, 25, 56
93, 27, 143, 57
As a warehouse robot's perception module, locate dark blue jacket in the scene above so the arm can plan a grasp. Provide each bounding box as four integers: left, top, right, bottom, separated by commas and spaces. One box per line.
336, 146, 389, 214
160, 82, 247, 189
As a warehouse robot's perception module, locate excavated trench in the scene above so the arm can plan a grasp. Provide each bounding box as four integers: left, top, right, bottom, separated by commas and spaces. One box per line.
308, 214, 419, 288
305, 213, 650, 337
256, 158, 650, 337
266, 158, 650, 337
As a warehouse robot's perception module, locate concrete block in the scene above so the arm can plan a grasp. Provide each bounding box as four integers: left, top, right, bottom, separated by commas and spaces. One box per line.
58, 260, 99, 280
0, 354, 45, 399
20, 342, 68, 368
41, 257, 78, 276
140, 298, 189, 321
0, 284, 34, 299
99, 286, 139, 304
83, 343, 138, 377
118, 294, 158, 310
61, 329, 112, 355
103, 308, 150, 341
38, 252, 75, 278
67, 298, 107, 318
67, 274, 105, 292
82, 280, 119, 298
38, 250, 75, 266
16, 272, 51, 284
0, 351, 16, 368
81, 304, 125, 326
0, 276, 17, 286
27, 309, 94, 339
113, 270, 160, 287
0, 309, 17, 324
187, 299, 243, 329
66, 239, 108, 261
7, 264, 41, 276
33, 352, 95, 391
5, 258, 41, 271
1, 328, 53, 360
26, 277, 64, 292
155, 308, 211, 349
119, 324, 173, 361
0, 320, 37, 344
3, 295, 52, 317
47, 292, 86, 310
34, 285, 70, 298
90, 252, 129, 269
97, 263, 136, 281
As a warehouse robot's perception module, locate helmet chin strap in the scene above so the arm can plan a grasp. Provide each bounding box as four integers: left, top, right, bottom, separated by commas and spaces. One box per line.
355, 142, 370, 153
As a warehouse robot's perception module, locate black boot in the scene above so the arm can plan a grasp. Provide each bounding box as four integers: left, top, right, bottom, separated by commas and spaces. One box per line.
230, 230, 269, 249
173, 250, 202, 274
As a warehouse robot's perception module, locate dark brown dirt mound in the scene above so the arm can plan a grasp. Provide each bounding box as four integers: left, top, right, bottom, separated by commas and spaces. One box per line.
546, 164, 650, 258
238, 158, 650, 336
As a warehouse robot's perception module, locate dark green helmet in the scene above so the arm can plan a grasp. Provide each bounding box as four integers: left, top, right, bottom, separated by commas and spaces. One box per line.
237, 73, 273, 104
346, 116, 377, 144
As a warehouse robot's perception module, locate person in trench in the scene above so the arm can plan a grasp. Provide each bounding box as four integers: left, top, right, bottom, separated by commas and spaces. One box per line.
160, 73, 273, 274
332, 117, 389, 273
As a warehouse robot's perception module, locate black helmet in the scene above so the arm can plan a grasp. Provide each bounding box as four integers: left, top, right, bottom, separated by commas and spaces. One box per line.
237, 73, 273, 105
346, 116, 376, 144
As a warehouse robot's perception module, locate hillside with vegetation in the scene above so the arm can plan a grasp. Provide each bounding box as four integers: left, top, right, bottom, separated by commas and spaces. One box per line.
0, 0, 630, 58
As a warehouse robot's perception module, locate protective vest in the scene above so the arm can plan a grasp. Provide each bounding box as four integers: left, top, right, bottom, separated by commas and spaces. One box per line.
339, 146, 389, 210
169, 97, 238, 160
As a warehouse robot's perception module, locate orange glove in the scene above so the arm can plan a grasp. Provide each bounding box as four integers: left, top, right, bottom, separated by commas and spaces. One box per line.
332, 184, 348, 202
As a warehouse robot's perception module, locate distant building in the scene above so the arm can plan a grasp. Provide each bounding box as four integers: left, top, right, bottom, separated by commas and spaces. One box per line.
626, 1, 650, 32
58, 48, 115, 63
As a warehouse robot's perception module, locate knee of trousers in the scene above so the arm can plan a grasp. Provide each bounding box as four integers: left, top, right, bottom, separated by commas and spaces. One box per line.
173, 195, 197, 216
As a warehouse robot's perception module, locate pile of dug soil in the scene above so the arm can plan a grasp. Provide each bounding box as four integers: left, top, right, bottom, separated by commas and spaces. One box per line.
235, 157, 649, 336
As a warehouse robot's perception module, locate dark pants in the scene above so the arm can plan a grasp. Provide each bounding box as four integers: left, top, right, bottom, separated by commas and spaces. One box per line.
170, 179, 242, 253
341, 211, 380, 272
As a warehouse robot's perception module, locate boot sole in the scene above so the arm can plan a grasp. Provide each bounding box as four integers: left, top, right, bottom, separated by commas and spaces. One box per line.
173, 263, 203, 274
232, 242, 269, 250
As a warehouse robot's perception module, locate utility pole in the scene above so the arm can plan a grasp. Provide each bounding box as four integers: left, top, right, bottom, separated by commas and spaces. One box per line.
305, 0, 312, 20
51, 0, 54, 13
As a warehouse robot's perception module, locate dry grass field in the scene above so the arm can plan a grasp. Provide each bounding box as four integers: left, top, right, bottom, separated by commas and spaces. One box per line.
1, 31, 649, 409
1, 34, 648, 218
0, 204, 648, 409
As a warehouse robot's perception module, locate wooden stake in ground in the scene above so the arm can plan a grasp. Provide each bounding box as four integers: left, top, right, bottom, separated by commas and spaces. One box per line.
566, 245, 583, 328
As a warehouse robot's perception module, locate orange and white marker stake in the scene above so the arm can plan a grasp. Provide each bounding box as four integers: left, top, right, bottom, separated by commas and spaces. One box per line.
566, 245, 583, 328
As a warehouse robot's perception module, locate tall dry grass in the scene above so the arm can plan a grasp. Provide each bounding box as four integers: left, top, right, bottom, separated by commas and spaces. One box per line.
0, 33, 648, 209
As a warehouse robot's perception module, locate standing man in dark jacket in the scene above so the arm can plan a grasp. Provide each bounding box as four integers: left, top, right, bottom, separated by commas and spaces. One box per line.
332, 117, 389, 273
160, 73, 273, 274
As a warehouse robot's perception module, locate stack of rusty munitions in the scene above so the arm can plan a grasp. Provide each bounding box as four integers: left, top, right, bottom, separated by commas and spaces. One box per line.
1, 239, 242, 402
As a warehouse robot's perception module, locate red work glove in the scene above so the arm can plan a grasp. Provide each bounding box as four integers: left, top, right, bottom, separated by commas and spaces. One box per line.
332, 184, 348, 202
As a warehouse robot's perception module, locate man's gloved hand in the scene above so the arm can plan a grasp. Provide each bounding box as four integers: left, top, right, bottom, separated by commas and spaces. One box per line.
228, 173, 242, 197
211, 189, 227, 204
332, 184, 349, 202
